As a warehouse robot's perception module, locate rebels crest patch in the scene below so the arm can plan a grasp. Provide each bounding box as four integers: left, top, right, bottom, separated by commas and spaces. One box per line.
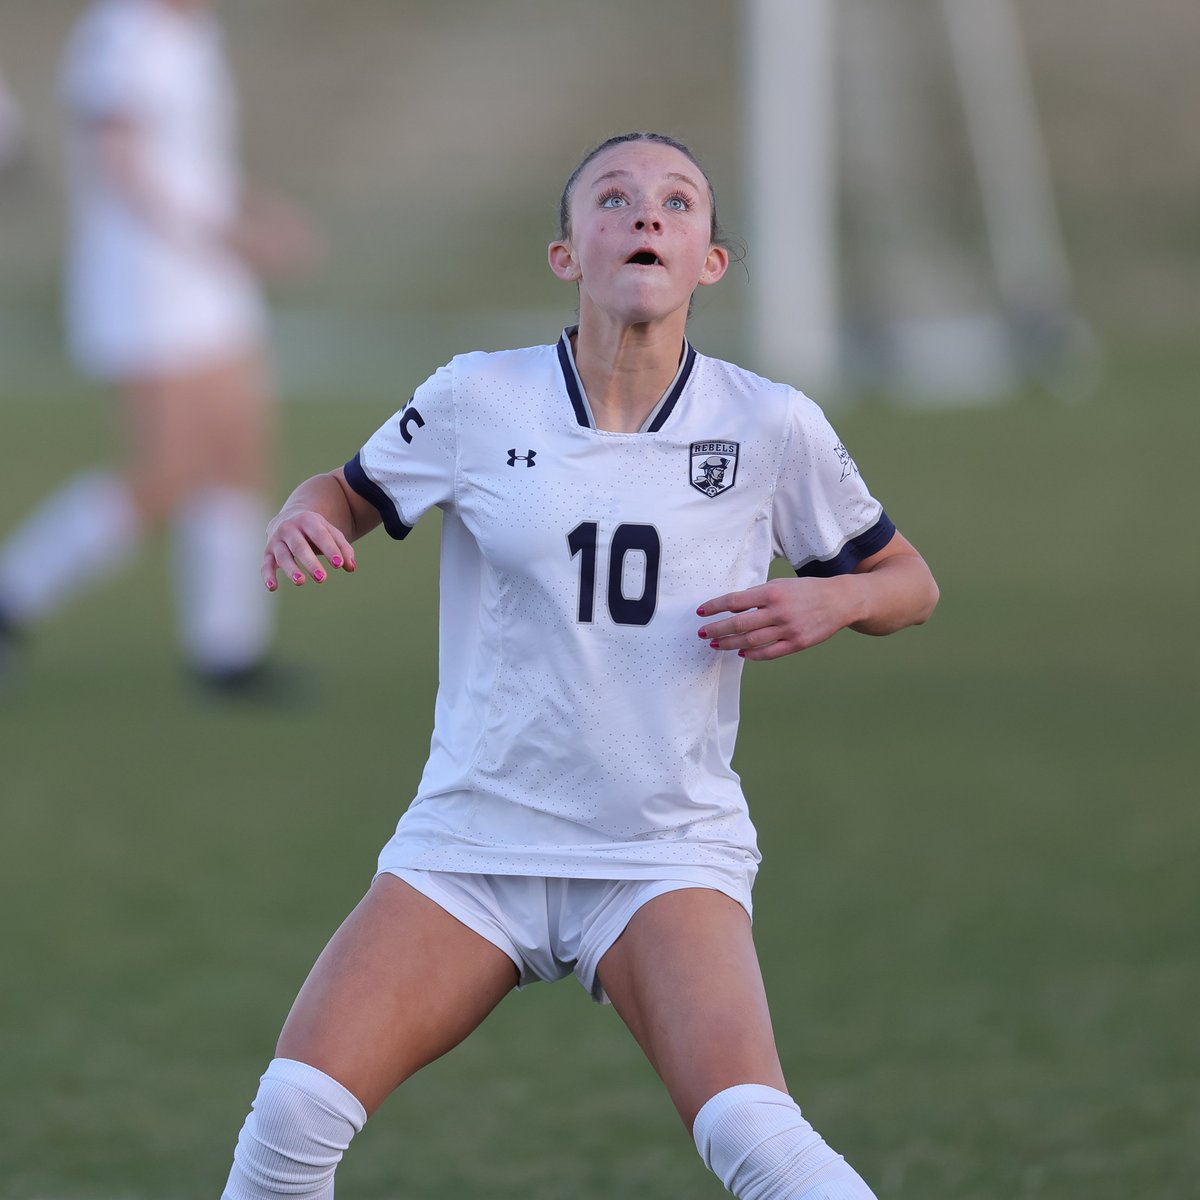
690, 440, 739, 498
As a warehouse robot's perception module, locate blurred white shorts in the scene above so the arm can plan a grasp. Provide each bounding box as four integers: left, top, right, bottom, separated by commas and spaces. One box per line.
380, 867, 753, 1005
66, 247, 266, 382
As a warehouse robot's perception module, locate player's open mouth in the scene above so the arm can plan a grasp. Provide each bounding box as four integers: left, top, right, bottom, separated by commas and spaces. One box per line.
626, 250, 663, 266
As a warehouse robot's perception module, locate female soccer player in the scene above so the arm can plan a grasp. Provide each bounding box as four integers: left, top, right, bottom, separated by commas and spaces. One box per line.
0, 0, 315, 689
223, 132, 939, 1199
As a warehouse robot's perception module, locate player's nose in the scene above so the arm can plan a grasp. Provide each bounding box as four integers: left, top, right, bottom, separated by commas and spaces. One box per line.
632, 200, 662, 232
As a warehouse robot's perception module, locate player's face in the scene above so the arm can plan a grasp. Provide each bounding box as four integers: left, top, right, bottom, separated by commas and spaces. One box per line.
549, 142, 728, 328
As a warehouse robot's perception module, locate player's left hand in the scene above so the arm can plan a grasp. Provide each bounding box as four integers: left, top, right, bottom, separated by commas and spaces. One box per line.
696, 576, 860, 661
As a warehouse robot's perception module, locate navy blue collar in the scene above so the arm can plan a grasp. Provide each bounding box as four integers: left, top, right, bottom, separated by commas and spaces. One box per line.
556, 327, 697, 433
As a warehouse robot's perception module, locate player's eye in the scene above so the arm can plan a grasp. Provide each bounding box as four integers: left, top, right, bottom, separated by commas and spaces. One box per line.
665, 194, 692, 212
598, 189, 628, 209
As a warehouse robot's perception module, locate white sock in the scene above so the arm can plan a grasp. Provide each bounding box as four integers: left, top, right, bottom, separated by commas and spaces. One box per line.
0, 471, 139, 624
693, 1084, 878, 1200
171, 486, 273, 674
222, 1058, 367, 1200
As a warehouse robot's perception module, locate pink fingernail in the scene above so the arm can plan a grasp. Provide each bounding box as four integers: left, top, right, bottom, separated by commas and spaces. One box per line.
314, 569, 326, 583
330, 556, 343, 568
697, 628, 707, 638
710, 640, 720, 649
292, 572, 304, 583
696, 606, 706, 616
266, 579, 277, 592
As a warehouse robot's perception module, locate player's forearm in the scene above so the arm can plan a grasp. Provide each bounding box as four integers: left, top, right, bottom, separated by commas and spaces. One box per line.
844, 552, 939, 636
270, 470, 373, 543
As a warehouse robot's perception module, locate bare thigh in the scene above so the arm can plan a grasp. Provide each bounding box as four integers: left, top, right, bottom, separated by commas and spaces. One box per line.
276, 874, 519, 1114
596, 887, 788, 1131
120, 348, 276, 517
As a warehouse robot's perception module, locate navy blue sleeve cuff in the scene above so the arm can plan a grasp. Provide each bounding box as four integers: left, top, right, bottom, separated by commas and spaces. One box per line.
794, 510, 896, 578
343, 452, 413, 541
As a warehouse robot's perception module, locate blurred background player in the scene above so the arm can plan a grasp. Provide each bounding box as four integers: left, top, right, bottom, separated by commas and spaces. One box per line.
0, 0, 317, 691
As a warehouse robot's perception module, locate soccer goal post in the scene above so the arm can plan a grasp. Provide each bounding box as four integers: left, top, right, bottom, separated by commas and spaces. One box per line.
742, 0, 1083, 402
743, 0, 839, 394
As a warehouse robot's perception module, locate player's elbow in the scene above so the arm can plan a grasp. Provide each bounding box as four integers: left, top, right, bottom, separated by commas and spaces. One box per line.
914, 573, 940, 626
852, 567, 939, 636
899, 569, 940, 631
907, 596, 938, 630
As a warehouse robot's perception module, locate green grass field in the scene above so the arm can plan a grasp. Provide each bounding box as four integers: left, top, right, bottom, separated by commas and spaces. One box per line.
1, 338, 1196, 1198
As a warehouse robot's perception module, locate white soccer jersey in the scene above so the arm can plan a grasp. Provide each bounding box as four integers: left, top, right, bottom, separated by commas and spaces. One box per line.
60, 0, 264, 379
350, 330, 895, 880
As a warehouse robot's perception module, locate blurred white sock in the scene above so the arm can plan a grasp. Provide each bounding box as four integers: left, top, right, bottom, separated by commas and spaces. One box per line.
0, 471, 139, 624
172, 486, 273, 674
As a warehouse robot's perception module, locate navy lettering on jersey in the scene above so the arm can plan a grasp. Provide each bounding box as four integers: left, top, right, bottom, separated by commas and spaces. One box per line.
567, 521, 598, 622
399, 404, 425, 444
569, 521, 660, 627
608, 524, 660, 625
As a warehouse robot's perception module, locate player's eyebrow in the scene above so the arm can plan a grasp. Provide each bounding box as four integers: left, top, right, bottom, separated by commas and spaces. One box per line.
590, 169, 702, 192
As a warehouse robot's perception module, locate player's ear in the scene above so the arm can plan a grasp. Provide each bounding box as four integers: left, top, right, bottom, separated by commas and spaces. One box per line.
548, 240, 581, 282
698, 243, 729, 287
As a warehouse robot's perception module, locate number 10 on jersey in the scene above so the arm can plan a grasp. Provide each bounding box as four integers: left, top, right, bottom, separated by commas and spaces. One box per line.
567, 521, 661, 627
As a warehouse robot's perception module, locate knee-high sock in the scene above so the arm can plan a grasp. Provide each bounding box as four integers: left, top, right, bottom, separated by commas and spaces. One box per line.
693, 1083, 878, 1200
0, 471, 139, 624
222, 1058, 367, 1200
171, 486, 273, 673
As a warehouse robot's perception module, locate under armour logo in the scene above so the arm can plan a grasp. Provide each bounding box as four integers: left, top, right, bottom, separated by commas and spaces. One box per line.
507, 448, 537, 467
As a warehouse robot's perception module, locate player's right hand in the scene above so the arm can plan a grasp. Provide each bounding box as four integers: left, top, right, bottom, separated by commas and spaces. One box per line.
262, 510, 356, 591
